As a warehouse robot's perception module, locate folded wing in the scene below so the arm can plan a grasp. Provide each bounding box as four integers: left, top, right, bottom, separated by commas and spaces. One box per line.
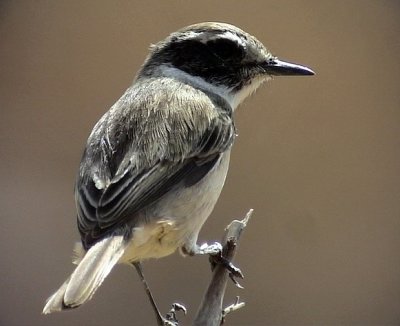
75, 81, 235, 249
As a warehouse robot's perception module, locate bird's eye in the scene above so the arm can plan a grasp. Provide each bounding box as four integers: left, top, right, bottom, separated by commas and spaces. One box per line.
206, 38, 244, 62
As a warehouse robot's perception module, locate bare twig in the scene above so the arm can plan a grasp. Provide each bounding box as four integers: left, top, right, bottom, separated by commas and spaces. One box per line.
221, 296, 246, 324
193, 209, 253, 326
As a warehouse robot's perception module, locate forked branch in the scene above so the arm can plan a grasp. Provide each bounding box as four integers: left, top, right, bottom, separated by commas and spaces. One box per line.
192, 209, 253, 326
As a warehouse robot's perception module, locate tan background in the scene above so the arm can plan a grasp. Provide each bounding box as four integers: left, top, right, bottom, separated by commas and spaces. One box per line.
1, 1, 399, 325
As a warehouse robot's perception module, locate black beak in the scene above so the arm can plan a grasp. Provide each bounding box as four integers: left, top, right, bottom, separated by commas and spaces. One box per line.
262, 58, 315, 76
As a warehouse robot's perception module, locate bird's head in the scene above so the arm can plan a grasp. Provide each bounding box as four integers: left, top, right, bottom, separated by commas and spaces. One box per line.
139, 22, 314, 109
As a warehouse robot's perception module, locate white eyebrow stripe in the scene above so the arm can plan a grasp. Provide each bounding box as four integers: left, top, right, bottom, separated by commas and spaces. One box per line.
213, 31, 247, 47
177, 30, 247, 48
177, 31, 203, 41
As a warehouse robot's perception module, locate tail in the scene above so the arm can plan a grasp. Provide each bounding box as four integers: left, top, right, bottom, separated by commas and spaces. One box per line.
43, 235, 128, 314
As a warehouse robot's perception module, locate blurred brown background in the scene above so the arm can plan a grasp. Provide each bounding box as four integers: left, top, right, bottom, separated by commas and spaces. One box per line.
1, 1, 399, 325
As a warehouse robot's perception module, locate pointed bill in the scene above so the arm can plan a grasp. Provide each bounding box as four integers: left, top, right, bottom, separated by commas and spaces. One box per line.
263, 58, 315, 76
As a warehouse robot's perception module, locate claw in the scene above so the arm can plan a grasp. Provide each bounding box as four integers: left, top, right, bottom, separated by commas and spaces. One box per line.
210, 254, 243, 278
170, 302, 187, 316
165, 303, 187, 325
229, 273, 244, 289
209, 251, 244, 288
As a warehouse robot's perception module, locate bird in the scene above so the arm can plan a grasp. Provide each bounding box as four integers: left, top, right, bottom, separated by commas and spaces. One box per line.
43, 22, 314, 321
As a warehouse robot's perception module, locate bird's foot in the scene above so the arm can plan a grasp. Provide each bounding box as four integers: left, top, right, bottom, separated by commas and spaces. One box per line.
181, 241, 222, 256
198, 241, 223, 255
164, 303, 187, 325
181, 241, 244, 287
209, 245, 244, 288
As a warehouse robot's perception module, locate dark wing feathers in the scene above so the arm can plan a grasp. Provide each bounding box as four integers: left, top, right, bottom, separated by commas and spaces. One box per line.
76, 80, 234, 249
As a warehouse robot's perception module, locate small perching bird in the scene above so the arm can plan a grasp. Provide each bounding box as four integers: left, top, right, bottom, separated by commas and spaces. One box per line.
43, 22, 314, 320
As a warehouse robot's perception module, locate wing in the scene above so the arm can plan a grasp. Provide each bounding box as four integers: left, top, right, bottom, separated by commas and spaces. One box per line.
75, 79, 235, 249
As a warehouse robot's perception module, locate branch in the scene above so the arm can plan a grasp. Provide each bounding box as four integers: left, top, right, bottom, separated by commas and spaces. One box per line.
193, 209, 253, 326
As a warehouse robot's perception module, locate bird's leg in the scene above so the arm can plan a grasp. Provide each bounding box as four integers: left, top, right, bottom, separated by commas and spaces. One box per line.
181, 241, 223, 256
181, 241, 244, 285
132, 262, 164, 325
132, 262, 182, 326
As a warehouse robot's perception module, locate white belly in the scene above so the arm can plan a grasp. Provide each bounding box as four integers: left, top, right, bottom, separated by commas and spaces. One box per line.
120, 150, 231, 263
